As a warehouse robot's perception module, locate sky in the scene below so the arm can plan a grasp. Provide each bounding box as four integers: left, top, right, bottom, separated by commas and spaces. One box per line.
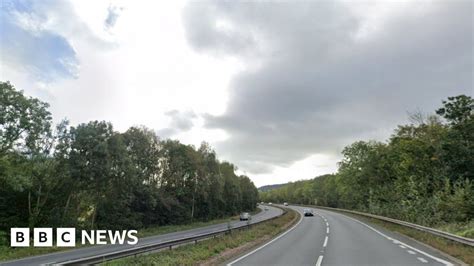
1, 0, 472, 187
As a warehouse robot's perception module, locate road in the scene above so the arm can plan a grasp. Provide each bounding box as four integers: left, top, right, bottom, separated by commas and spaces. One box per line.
228, 205, 457, 266
1, 206, 282, 266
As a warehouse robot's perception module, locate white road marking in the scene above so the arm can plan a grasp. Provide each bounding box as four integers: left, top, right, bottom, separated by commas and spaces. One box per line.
227, 209, 304, 266
326, 227, 329, 234
399, 244, 406, 249
339, 214, 453, 266
418, 257, 428, 263
315, 255, 324, 266
323, 236, 328, 247
408, 250, 416, 255
325, 222, 329, 227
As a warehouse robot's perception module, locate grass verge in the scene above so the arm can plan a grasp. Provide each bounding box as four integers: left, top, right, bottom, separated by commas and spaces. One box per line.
0, 209, 260, 262
101, 208, 299, 266
436, 221, 474, 239
340, 212, 473, 265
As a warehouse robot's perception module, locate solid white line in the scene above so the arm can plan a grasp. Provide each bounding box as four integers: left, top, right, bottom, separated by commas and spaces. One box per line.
227, 210, 304, 266
315, 255, 324, 266
418, 257, 428, 263
340, 215, 453, 266
407, 250, 416, 255
323, 236, 328, 247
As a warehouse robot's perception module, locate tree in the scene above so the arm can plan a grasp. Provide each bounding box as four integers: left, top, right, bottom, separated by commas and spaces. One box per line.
0, 81, 52, 155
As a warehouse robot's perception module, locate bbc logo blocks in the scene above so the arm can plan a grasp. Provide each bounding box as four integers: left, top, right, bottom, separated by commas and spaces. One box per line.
11, 228, 76, 247
10, 228, 29, 247
57, 228, 76, 247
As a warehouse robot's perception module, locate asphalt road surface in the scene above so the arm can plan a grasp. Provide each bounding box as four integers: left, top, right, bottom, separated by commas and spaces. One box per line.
228, 205, 457, 266
1, 205, 282, 266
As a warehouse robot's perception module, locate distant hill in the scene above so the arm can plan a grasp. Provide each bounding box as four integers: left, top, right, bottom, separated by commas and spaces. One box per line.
258, 183, 286, 192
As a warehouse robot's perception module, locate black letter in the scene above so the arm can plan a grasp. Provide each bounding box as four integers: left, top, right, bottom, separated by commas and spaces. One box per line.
61, 232, 70, 243
16, 232, 24, 243
39, 232, 47, 243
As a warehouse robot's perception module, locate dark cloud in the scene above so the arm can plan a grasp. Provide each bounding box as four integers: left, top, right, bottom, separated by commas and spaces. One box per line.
184, 1, 472, 174
157, 110, 197, 138
184, 1, 473, 173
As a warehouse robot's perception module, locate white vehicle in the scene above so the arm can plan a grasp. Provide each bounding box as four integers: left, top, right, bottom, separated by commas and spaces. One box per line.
268, 202, 272, 205
240, 212, 251, 221
283, 202, 288, 206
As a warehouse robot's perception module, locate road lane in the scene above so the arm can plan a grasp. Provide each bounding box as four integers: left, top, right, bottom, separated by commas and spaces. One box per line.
1, 206, 282, 266
229, 205, 456, 266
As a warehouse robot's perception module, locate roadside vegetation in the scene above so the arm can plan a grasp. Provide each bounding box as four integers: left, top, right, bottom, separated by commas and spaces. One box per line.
0, 82, 259, 252
101, 207, 299, 266
261, 95, 473, 235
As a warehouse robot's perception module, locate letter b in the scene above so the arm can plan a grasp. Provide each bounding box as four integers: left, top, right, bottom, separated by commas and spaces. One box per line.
34, 228, 53, 247
11, 228, 29, 247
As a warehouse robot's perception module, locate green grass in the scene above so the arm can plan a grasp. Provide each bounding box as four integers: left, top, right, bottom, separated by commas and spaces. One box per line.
101, 208, 298, 266
436, 220, 474, 238
0, 209, 260, 262
0, 246, 71, 262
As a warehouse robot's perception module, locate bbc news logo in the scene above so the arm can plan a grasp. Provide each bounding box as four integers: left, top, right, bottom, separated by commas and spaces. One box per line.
10, 228, 138, 247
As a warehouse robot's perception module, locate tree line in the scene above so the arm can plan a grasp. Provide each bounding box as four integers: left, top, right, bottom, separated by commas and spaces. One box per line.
0, 81, 259, 240
261, 95, 473, 229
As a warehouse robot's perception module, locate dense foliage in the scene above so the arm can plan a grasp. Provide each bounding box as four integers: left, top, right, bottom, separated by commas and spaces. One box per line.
261, 95, 473, 228
0, 81, 258, 236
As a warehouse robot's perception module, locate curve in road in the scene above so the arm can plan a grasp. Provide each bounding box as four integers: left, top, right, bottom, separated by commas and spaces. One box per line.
228, 205, 457, 266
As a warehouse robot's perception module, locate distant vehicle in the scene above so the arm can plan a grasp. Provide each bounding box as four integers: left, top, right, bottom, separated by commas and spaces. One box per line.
283, 202, 288, 206
269, 202, 272, 205
264, 206, 269, 211
240, 212, 251, 221
261, 201, 264, 204
303, 209, 314, 217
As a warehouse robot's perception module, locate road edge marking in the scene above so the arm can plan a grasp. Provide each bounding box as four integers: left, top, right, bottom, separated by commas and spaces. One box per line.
338, 213, 453, 266
226, 209, 303, 266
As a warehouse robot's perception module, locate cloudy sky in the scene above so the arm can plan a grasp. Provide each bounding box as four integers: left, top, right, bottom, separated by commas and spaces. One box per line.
1, 0, 472, 186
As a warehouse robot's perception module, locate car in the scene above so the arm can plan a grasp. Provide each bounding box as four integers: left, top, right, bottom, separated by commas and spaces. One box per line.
240, 212, 251, 221
283, 202, 288, 206
268, 202, 272, 205
261, 201, 264, 204
264, 206, 269, 211
303, 209, 314, 217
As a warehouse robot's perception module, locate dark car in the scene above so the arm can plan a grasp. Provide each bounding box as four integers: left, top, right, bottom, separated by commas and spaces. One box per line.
303, 209, 314, 217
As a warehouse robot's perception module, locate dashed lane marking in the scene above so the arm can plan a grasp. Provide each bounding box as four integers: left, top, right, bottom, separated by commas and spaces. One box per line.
315, 255, 324, 266
417, 257, 428, 263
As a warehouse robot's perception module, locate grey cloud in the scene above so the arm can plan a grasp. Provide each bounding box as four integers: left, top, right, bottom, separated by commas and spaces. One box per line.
157, 110, 197, 138
183, 1, 473, 174
105, 6, 122, 30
